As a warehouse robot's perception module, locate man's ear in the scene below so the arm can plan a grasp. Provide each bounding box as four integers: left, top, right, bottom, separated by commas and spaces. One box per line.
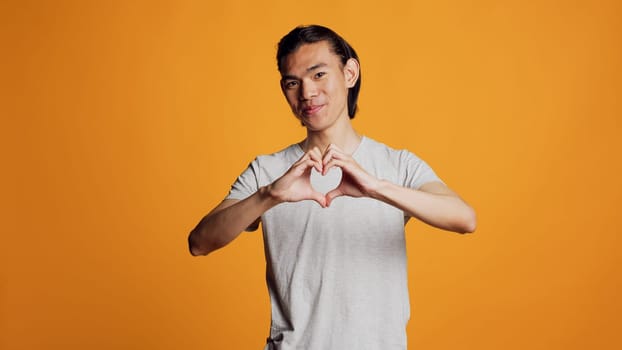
343, 58, 360, 88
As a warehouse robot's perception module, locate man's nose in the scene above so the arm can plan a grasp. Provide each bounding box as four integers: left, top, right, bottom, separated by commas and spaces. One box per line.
299, 80, 318, 100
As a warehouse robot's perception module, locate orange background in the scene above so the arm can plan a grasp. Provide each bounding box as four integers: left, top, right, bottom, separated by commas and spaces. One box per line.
2, 0, 621, 349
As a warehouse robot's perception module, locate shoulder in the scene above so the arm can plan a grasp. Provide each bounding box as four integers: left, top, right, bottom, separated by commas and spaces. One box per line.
359, 136, 442, 187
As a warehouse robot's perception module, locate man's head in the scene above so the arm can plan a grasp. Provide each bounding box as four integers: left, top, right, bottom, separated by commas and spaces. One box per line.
277, 25, 361, 119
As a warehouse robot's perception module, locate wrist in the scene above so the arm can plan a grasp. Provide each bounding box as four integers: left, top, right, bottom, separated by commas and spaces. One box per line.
259, 184, 284, 207
368, 179, 391, 200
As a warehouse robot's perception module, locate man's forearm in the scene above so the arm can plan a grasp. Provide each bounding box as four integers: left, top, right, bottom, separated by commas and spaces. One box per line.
188, 186, 281, 256
370, 180, 476, 233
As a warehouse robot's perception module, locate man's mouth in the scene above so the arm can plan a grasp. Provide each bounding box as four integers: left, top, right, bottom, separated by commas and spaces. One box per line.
302, 105, 324, 116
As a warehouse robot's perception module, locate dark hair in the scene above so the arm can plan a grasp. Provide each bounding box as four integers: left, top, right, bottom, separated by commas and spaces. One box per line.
277, 25, 361, 119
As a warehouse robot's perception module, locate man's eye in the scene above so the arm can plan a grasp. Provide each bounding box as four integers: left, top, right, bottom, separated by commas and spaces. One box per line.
285, 81, 298, 88
315, 72, 326, 79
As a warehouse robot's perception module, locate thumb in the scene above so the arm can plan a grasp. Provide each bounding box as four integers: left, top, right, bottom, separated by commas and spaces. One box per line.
325, 188, 343, 207
310, 191, 328, 208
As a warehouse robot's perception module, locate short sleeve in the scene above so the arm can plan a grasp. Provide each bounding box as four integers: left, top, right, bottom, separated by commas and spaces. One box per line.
226, 158, 260, 200
398, 150, 443, 190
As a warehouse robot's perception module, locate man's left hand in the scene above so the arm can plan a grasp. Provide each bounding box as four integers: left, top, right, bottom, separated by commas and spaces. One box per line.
321, 143, 381, 206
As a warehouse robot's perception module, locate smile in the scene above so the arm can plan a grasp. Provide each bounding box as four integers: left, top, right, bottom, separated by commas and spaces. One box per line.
302, 105, 324, 116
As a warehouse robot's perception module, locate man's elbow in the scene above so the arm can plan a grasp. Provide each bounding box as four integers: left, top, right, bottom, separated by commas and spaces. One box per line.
456, 207, 477, 234
188, 231, 214, 256
189, 243, 208, 256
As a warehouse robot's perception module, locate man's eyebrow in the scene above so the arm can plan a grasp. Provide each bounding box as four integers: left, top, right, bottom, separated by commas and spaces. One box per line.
281, 74, 297, 81
306, 63, 327, 72
281, 63, 328, 81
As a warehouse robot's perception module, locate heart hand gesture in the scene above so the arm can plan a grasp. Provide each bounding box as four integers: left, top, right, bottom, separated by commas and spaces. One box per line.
267, 144, 380, 208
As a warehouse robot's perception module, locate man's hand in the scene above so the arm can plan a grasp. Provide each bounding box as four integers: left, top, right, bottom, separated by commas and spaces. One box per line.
268, 143, 388, 208
268, 147, 328, 207
321, 144, 381, 206
318, 143, 475, 232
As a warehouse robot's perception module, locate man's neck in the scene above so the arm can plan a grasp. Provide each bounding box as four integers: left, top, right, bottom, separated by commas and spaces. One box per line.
301, 119, 362, 154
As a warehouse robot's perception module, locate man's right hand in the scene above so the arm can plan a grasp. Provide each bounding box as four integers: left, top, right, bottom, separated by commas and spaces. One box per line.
188, 147, 329, 256
267, 146, 328, 207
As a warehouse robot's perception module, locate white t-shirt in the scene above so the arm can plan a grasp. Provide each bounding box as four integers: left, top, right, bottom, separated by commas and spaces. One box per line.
227, 136, 442, 350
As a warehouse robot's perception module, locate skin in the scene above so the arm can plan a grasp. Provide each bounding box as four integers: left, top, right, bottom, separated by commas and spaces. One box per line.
188, 41, 476, 256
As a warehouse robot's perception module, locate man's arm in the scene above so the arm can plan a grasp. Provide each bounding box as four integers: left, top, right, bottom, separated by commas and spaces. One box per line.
188, 147, 327, 256
371, 180, 476, 233
323, 144, 476, 234
188, 191, 278, 256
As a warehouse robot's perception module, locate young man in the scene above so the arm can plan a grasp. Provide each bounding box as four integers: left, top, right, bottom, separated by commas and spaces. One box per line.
189, 25, 476, 350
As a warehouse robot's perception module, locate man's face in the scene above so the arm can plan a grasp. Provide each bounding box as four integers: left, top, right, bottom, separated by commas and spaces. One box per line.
280, 41, 358, 132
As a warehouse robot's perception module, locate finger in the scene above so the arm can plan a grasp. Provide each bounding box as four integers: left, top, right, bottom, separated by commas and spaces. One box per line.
322, 148, 344, 174
310, 191, 327, 208
325, 188, 343, 207
322, 151, 333, 174
308, 159, 323, 173
322, 146, 349, 171
294, 159, 320, 175
308, 147, 324, 172
323, 158, 346, 174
